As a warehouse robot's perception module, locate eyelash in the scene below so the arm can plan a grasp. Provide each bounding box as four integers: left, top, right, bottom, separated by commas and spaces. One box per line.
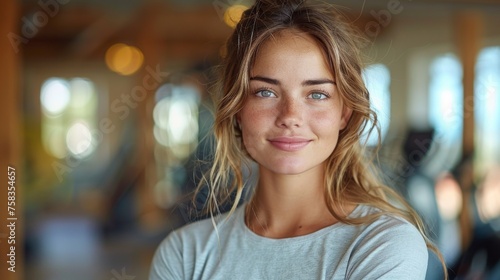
308, 90, 331, 100
254, 87, 277, 98
252, 88, 331, 100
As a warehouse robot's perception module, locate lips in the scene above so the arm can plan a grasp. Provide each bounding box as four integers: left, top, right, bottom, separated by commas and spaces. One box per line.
268, 137, 312, 151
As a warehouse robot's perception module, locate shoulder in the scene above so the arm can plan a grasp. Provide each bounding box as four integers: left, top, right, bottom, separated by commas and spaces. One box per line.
174, 206, 243, 242
149, 206, 244, 280
353, 205, 427, 242
345, 205, 429, 279
157, 206, 241, 252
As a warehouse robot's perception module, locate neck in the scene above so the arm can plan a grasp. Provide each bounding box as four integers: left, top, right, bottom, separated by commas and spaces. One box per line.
246, 164, 352, 238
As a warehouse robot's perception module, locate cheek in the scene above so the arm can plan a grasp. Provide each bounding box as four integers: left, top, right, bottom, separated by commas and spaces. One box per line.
311, 110, 343, 134
239, 107, 266, 149
240, 124, 264, 162
240, 103, 274, 130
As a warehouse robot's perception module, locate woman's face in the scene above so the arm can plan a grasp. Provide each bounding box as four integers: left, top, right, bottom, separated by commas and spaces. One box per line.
238, 30, 351, 175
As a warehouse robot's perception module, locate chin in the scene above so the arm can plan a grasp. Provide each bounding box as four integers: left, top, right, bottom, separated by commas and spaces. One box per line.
263, 161, 315, 175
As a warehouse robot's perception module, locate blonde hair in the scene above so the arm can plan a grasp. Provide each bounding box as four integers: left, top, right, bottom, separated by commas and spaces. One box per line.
197, 0, 446, 277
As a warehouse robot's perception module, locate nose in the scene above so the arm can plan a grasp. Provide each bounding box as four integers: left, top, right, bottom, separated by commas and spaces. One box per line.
275, 97, 303, 128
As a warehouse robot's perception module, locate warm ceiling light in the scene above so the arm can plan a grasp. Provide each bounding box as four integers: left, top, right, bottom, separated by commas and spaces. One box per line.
105, 43, 144, 76
223, 5, 248, 28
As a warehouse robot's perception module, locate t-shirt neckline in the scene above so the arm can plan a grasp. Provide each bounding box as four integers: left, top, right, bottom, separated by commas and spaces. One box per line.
237, 203, 364, 244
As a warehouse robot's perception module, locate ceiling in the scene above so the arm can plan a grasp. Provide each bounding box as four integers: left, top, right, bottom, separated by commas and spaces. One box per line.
18, 0, 500, 65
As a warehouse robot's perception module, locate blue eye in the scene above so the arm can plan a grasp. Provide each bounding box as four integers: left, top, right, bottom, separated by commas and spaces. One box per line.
309, 92, 329, 100
256, 89, 276, 98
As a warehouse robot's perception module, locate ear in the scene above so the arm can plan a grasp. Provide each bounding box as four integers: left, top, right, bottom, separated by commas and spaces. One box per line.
340, 106, 352, 130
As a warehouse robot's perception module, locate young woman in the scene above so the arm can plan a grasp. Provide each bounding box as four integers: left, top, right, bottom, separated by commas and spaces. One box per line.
150, 0, 446, 279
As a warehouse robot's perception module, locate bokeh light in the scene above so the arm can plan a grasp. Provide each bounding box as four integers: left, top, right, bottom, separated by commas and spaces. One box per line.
223, 5, 248, 28
41, 78, 71, 115
477, 166, 500, 222
435, 173, 463, 220
153, 125, 170, 147
153, 98, 171, 131
168, 100, 197, 144
153, 98, 198, 152
105, 43, 144, 75
66, 121, 94, 158
361, 64, 391, 146
153, 84, 199, 160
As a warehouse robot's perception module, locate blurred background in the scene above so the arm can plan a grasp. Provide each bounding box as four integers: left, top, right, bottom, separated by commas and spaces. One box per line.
1, 0, 500, 279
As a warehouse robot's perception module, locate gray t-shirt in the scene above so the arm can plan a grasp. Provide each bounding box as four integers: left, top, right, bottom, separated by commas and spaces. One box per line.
150, 204, 428, 279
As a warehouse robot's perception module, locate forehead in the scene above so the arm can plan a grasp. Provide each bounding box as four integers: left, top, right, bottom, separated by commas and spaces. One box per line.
250, 29, 333, 78
258, 29, 326, 56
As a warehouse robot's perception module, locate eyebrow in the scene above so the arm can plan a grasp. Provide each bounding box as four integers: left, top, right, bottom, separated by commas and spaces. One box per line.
249, 76, 336, 86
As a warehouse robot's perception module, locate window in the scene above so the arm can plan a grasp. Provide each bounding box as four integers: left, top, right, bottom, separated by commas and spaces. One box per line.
41, 78, 98, 159
153, 83, 200, 207
475, 46, 500, 177
428, 54, 463, 170
361, 63, 391, 146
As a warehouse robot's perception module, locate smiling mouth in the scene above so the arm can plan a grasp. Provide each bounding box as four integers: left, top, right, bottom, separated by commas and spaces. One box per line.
268, 137, 312, 152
